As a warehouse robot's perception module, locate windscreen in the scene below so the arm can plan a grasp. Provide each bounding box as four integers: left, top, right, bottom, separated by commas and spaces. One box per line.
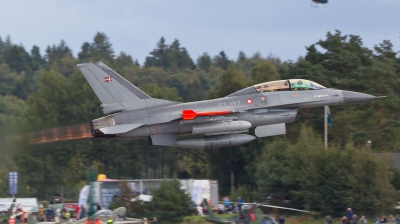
253, 80, 290, 92
289, 79, 326, 90
253, 79, 326, 93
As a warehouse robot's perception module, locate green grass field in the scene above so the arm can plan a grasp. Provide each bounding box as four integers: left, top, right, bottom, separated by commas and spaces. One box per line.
180, 214, 327, 224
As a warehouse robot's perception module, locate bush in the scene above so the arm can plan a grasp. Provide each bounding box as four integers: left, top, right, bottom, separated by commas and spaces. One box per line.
144, 180, 196, 223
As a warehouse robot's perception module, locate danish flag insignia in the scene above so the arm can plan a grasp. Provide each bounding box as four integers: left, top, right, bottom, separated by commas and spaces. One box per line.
104, 76, 112, 82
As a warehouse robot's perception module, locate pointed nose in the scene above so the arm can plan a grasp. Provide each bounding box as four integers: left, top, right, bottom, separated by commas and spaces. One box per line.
341, 90, 378, 104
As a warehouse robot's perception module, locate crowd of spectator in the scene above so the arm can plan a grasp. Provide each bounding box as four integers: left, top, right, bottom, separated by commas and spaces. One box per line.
325, 208, 400, 224
32, 204, 89, 222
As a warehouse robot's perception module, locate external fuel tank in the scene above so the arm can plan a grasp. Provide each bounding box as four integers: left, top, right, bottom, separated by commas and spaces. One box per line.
191, 121, 251, 135
175, 134, 256, 149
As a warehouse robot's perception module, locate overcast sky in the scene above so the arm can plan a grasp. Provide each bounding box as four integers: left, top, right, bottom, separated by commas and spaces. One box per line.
0, 0, 399, 64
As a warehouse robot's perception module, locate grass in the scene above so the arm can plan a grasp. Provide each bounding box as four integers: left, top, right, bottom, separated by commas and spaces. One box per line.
180, 214, 341, 224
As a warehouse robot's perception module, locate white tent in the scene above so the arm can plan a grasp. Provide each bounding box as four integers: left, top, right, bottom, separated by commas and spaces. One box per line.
131, 194, 152, 202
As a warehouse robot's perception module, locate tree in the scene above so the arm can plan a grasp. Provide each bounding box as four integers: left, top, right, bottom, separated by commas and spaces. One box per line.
145, 180, 195, 222
281, 31, 400, 150
30, 46, 46, 71
78, 32, 114, 65
0, 95, 27, 125
4, 45, 32, 74
111, 181, 144, 217
91, 32, 115, 63
114, 52, 134, 68
46, 40, 72, 64
207, 69, 248, 98
250, 61, 280, 84
140, 83, 183, 102
205, 69, 250, 194
256, 127, 397, 215
237, 51, 247, 62
197, 53, 212, 71
214, 51, 230, 70
145, 37, 168, 69
145, 38, 195, 71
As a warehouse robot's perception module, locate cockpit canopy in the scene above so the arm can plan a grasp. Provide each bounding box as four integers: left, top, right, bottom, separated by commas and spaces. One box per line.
253, 79, 326, 93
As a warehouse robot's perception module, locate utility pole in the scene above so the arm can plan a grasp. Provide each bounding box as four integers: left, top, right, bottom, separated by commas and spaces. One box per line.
324, 106, 328, 149
230, 169, 235, 195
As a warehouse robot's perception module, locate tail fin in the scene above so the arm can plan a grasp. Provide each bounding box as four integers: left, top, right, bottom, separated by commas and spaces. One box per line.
77, 61, 181, 114
77, 61, 151, 103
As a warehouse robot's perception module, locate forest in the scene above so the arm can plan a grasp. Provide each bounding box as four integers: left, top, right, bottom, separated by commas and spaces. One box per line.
0, 30, 400, 215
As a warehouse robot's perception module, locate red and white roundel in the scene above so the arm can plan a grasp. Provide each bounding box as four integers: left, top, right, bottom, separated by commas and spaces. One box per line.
246, 98, 253, 104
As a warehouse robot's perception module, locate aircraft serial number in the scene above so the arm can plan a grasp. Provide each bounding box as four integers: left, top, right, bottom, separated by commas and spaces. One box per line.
218, 100, 241, 107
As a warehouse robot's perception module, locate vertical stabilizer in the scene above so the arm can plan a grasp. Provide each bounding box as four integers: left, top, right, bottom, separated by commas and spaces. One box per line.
77, 62, 151, 104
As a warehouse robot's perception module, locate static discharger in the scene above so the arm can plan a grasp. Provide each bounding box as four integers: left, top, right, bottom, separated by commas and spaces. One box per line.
182, 109, 239, 120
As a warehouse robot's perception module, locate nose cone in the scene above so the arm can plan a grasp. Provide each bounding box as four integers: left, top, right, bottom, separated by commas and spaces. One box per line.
341, 90, 379, 104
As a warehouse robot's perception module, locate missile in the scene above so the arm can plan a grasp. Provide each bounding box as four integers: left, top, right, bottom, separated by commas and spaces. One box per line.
182, 109, 240, 120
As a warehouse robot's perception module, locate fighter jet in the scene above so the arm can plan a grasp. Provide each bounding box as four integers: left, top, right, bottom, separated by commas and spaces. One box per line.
77, 62, 382, 149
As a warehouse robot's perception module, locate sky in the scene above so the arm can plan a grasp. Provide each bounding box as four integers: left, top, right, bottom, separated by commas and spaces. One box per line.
0, 0, 399, 64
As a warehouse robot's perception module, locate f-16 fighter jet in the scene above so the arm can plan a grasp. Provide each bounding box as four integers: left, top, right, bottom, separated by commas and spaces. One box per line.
77, 62, 382, 149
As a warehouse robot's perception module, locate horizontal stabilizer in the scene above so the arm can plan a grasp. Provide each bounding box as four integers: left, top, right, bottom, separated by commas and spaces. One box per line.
99, 123, 144, 134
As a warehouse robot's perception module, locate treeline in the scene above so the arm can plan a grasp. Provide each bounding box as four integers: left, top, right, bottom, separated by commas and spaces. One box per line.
0, 31, 400, 215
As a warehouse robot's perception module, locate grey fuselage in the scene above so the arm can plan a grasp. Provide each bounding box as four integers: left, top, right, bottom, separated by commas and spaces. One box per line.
92, 88, 357, 139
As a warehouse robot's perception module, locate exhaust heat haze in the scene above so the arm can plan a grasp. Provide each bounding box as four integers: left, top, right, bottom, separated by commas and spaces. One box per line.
4, 124, 91, 145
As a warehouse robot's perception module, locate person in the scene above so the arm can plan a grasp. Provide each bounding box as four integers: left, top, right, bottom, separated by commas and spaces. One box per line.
142, 218, 148, 224
61, 206, 67, 214
325, 215, 333, 224
152, 217, 159, 224
227, 205, 233, 214
271, 216, 277, 224
47, 206, 55, 221
278, 216, 285, 224
360, 216, 367, 224
79, 205, 86, 220
8, 216, 15, 224
375, 217, 381, 224
96, 203, 102, 211
65, 211, 71, 220
38, 205, 45, 218
74, 206, 80, 219
237, 197, 243, 212
15, 207, 22, 224
382, 216, 387, 223
223, 197, 231, 212
197, 204, 203, 216
341, 216, 348, 224
346, 208, 354, 221
395, 216, 400, 224
389, 215, 395, 224
262, 217, 271, 224
353, 214, 359, 224
107, 216, 114, 224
